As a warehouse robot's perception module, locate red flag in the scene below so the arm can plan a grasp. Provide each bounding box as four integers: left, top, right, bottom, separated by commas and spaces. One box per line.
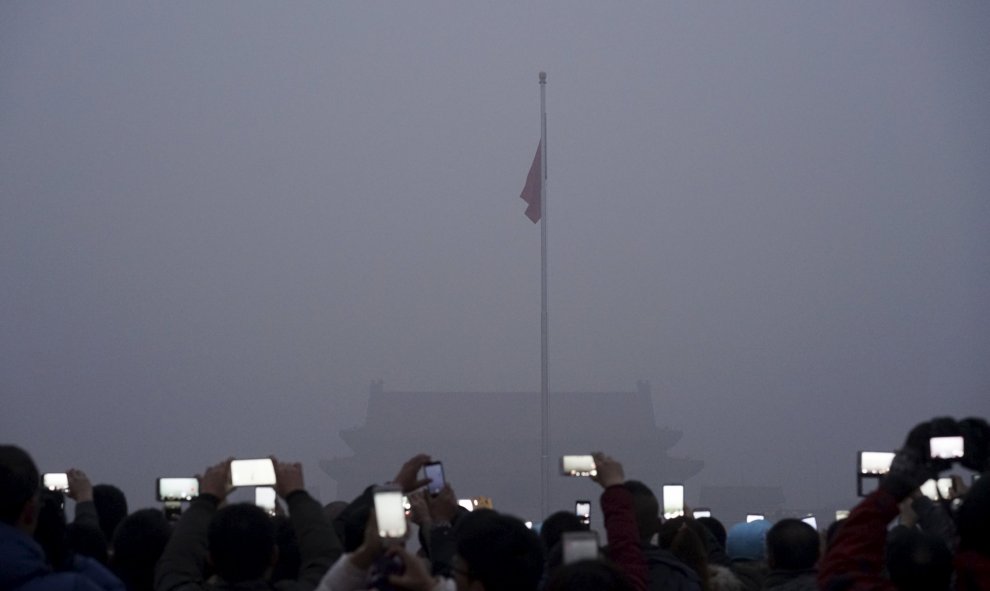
520, 142, 541, 223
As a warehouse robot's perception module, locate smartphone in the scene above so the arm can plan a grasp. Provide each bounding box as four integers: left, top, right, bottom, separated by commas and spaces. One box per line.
920, 477, 954, 501
858, 451, 896, 475
423, 461, 445, 496
230, 459, 277, 487
746, 513, 765, 523
561, 455, 597, 477
156, 477, 199, 502
562, 531, 600, 564
801, 515, 818, 530
374, 485, 408, 540
255, 487, 277, 515
457, 498, 476, 512
835, 510, 850, 521
693, 508, 712, 519
43, 473, 69, 493
662, 484, 684, 519
575, 500, 591, 526
929, 436, 964, 460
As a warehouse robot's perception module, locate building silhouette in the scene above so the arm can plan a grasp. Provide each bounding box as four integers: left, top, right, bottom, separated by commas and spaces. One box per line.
322, 380, 703, 521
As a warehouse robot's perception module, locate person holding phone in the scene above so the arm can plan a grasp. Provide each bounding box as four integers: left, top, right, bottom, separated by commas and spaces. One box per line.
588, 452, 649, 591
819, 417, 990, 591
155, 456, 341, 591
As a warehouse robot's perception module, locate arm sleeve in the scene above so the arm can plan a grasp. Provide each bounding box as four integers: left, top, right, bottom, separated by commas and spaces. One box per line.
284, 490, 344, 591
600, 485, 649, 591
425, 524, 456, 577
154, 495, 219, 591
911, 495, 957, 547
818, 489, 899, 591
73, 500, 101, 532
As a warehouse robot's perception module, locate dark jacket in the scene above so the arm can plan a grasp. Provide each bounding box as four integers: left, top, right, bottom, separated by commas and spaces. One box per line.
0, 521, 123, 591
730, 560, 767, 591
155, 491, 341, 591
641, 545, 702, 591
762, 569, 816, 591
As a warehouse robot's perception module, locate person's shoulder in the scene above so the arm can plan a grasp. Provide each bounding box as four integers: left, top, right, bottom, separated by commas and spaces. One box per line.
11, 571, 106, 591
70, 555, 124, 591
642, 546, 702, 590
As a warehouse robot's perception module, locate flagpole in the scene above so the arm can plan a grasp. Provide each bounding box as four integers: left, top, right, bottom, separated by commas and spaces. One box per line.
539, 71, 550, 520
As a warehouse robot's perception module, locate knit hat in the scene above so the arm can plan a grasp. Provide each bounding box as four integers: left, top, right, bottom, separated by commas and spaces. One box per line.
726, 519, 772, 561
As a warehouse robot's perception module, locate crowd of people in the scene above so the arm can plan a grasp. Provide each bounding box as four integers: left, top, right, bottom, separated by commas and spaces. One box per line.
1, 416, 988, 591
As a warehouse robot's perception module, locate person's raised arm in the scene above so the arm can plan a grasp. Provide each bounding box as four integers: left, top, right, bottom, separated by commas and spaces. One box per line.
68, 468, 101, 534
591, 452, 648, 591
155, 459, 232, 591
272, 457, 342, 591
818, 420, 947, 591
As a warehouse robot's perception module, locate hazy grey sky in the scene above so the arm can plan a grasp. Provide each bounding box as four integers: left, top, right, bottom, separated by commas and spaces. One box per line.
2, 2, 988, 517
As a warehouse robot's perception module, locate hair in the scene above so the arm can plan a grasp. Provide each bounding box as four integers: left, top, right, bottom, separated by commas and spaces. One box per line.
697, 516, 727, 549
455, 509, 544, 591
540, 510, 588, 551
207, 503, 276, 583
544, 559, 636, 591
92, 484, 128, 543
885, 526, 952, 591
0, 444, 39, 525
765, 518, 819, 571
622, 480, 659, 543
111, 509, 172, 591
658, 517, 711, 591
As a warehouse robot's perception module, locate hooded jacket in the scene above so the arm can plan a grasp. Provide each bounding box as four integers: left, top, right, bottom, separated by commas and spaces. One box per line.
0, 521, 123, 591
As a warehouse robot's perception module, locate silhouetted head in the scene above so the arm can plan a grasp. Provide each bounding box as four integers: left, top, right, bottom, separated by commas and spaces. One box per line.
540, 511, 587, 552
207, 503, 277, 583
622, 480, 659, 543
544, 559, 636, 591
658, 517, 710, 588
453, 509, 543, 591
111, 509, 171, 591
885, 526, 952, 591
92, 484, 128, 543
766, 518, 819, 571
0, 444, 39, 531
697, 516, 727, 549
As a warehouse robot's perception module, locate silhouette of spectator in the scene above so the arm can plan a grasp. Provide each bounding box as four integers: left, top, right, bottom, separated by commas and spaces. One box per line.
155, 456, 341, 591
92, 484, 128, 548
763, 518, 818, 590
724, 520, 771, 591
0, 444, 124, 591
622, 480, 701, 591
545, 559, 637, 591
819, 416, 990, 590
111, 508, 171, 591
